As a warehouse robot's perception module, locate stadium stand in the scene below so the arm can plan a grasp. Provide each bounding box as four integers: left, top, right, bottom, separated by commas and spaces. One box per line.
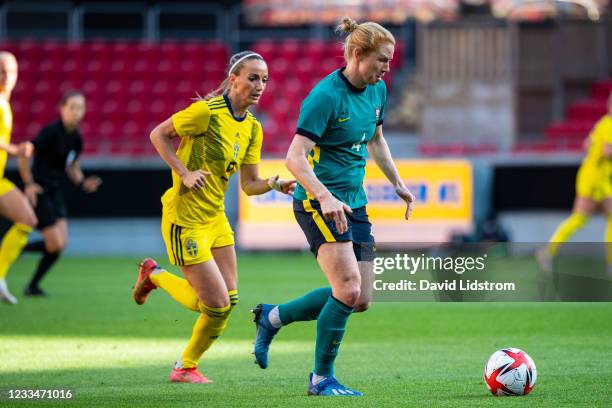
1, 38, 403, 157
2, 39, 228, 156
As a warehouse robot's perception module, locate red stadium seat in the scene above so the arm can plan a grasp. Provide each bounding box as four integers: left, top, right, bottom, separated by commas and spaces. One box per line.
126, 100, 144, 115
278, 40, 300, 61
127, 80, 146, 95
152, 79, 171, 95
304, 41, 326, 61
38, 60, 62, 80
252, 40, 277, 60
82, 80, 100, 95
86, 40, 112, 61
131, 59, 153, 81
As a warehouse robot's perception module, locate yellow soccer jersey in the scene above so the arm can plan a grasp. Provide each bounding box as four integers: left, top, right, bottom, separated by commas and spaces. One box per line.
0, 97, 13, 179
161, 95, 263, 226
582, 115, 612, 177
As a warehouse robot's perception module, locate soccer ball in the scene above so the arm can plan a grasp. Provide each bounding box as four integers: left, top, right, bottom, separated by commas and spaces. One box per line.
484, 348, 537, 396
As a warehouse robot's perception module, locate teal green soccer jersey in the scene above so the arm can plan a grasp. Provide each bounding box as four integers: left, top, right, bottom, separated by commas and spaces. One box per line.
293, 68, 387, 208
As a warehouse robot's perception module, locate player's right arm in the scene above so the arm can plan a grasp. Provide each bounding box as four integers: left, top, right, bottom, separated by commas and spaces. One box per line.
286, 135, 351, 234
150, 103, 211, 190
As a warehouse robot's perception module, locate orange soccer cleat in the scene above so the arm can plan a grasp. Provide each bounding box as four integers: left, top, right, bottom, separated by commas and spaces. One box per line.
169, 367, 212, 384
133, 258, 159, 305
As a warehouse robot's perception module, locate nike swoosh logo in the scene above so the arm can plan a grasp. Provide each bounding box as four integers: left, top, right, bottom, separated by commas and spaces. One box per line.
338, 117, 350, 123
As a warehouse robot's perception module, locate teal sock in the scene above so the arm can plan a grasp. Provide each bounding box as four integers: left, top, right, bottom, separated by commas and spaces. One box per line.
278, 287, 332, 325
314, 295, 353, 377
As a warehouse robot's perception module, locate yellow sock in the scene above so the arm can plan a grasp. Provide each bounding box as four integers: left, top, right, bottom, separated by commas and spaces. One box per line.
150, 270, 201, 312
182, 303, 232, 368
0, 223, 32, 279
228, 289, 239, 310
547, 213, 588, 256
606, 214, 612, 265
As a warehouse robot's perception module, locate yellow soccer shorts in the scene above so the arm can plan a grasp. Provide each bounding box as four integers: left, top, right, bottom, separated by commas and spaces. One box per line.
161, 212, 234, 266
0, 178, 15, 197
575, 165, 612, 202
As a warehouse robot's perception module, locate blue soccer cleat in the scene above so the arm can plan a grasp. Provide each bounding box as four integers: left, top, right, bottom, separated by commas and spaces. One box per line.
252, 303, 280, 369
307, 373, 363, 396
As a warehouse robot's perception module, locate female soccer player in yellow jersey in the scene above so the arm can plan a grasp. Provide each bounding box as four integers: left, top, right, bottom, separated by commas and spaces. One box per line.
537, 92, 612, 272
0, 51, 38, 305
132, 50, 295, 383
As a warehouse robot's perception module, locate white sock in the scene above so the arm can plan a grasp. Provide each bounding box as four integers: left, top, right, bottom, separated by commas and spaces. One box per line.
268, 306, 283, 328
312, 373, 328, 385
150, 267, 164, 276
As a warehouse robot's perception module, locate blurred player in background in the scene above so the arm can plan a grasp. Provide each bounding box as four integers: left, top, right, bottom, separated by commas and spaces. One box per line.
17, 90, 101, 296
537, 92, 612, 272
252, 17, 414, 396
132, 51, 295, 384
0, 51, 37, 305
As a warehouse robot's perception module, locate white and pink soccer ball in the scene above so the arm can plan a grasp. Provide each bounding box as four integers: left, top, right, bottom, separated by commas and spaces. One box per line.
484, 348, 537, 396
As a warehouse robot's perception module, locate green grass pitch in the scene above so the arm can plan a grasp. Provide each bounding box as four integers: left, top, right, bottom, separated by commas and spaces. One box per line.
1, 253, 611, 407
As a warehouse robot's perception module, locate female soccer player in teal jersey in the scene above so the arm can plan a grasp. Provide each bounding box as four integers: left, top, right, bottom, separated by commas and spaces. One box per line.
252, 17, 415, 396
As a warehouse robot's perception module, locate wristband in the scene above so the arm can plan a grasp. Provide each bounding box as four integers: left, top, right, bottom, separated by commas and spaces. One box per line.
267, 176, 282, 192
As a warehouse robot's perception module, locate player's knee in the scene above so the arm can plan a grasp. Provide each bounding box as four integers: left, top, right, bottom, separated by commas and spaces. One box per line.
353, 301, 370, 313
22, 213, 37, 229
335, 285, 361, 307
44, 240, 63, 254
199, 294, 230, 310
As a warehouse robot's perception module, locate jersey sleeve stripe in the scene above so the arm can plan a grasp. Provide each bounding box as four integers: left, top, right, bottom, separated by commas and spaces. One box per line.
296, 127, 320, 141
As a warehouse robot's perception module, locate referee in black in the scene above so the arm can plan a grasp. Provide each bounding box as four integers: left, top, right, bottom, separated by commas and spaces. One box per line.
17, 90, 101, 296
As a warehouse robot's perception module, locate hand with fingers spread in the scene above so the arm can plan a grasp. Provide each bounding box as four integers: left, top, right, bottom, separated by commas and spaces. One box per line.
181, 169, 211, 190
395, 185, 415, 220
319, 193, 352, 234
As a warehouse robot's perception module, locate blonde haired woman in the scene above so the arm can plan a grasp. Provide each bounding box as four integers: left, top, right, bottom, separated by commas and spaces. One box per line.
253, 18, 414, 396
133, 51, 294, 383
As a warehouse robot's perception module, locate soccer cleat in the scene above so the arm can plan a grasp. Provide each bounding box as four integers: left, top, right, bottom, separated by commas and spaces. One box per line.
535, 248, 553, 273
252, 303, 280, 369
307, 373, 363, 396
133, 258, 159, 305
0, 279, 17, 305
169, 367, 212, 384
24, 286, 47, 297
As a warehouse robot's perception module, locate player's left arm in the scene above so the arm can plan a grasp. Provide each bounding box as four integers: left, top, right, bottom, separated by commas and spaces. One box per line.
239, 163, 295, 196
367, 125, 414, 220
0, 140, 33, 157
67, 160, 102, 193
